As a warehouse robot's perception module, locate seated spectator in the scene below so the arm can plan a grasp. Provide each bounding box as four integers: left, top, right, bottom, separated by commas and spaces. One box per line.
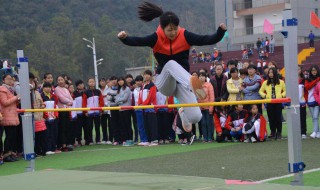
214, 106, 232, 143
248, 48, 253, 56
225, 104, 248, 142
242, 104, 267, 143
212, 49, 222, 61
259, 50, 268, 60
191, 48, 197, 64
205, 53, 211, 63
242, 49, 248, 59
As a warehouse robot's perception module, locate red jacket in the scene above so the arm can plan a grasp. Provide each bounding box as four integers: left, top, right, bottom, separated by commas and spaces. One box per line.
138, 82, 157, 106
225, 110, 248, 130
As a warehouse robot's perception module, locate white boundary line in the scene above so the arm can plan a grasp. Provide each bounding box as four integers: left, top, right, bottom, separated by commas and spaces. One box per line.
257, 168, 320, 183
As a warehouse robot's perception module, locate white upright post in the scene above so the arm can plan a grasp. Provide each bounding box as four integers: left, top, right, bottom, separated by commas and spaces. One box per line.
92, 37, 99, 89
17, 50, 35, 172
282, 9, 304, 186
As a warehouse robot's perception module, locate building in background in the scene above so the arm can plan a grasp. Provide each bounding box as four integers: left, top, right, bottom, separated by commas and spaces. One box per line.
215, 0, 320, 51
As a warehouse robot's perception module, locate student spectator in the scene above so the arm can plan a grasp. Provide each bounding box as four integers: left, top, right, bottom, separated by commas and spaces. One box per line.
226, 68, 243, 101
225, 105, 247, 142
305, 65, 320, 138
198, 72, 214, 142
191, 48, 197, 64
265, 37, 270, 53
212, 49, 222, 61
190, 71, 202, 140
256, 38, 262, 52
72, 80, 86, 146
99, 78, 112, 144
156, 90, 170, 144
82, 78, 104, 145
242, 104, 267, 143
125, 74, 138, 143
313, 75, 320, 138
41, 82, 60, 155
308, 30, 315, 48
115, 77, 133, 146
298, 66, 307, 139
55, 75, 73, 151
31, 79, 47, 156
241, 64, 262, 113
41, 73, 55, 93
199, 68, 210, 82
214, 106, 231, 142
242, 48, 248, 59
139, 70, 158, 146
259, 67, 286, 139
107, 76, 119, 145
224, 60, 237, 79
210, 63, 228, 103
269, 35, 275, 53
0, 74, 20, 162
239, 68, 248, 80
133, 75, 148, 146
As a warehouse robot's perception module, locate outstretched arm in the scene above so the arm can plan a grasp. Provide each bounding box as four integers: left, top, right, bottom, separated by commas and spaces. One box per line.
185, 23, 227, 46
118, 31, 157, 47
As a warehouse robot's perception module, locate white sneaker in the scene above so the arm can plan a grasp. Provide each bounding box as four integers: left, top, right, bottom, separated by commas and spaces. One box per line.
301, 134, 307, 139
138, 142, 147, 146
149, 141, 159, 146
106, 141, 112, 145
89, 142, 94, 146
178, 108, 192, 133
100, 141, 107, 144
96, 142, 102, 145
310, 132, 317, 138
244, 138, 250, 143
46, 151, 55, 155
316, 132, 320, 138
189, 135, 195, 145
250, 137, 257, 143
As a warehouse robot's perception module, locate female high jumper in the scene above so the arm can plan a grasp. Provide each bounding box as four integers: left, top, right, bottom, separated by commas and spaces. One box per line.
118, 1, 227, 133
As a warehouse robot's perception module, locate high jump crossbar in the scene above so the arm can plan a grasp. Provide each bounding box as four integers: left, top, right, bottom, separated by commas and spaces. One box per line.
18, 98, 291, 113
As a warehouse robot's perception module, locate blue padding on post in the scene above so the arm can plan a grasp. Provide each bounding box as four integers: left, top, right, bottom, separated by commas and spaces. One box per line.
24, 153, 36, 161
288, 162, 305, 173
17, 57, 28, 62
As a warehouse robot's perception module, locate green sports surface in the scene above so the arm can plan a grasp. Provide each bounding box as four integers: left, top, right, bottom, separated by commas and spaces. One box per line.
1, 113, 319, 189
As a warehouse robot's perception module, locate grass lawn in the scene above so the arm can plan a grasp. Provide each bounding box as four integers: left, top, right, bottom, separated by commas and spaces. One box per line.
269, 170, 320, 187
0, 108, 319, 188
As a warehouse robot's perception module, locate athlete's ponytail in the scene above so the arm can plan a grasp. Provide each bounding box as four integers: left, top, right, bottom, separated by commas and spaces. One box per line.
138, 1, 180, 28
138, 1, 163, 22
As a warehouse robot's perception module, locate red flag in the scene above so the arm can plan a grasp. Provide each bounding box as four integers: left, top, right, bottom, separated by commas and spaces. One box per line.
310, 12, 320, 28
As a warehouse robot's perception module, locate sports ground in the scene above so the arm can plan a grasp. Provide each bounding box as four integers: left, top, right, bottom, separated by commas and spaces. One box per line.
0, 115, 319, 190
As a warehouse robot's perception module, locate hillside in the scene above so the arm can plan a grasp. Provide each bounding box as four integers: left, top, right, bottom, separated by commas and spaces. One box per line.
0, 0, 216, 80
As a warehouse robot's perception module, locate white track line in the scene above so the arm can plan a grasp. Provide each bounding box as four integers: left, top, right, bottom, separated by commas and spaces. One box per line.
257, 168, 320, 183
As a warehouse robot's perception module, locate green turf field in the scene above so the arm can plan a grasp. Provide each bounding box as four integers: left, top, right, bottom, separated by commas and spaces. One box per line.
0, 109, 319, 189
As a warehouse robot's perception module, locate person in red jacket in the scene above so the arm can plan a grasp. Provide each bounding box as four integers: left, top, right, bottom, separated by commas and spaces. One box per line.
214, 106, 232, 143
82, 78, 104, 145
118, 1, 226, 134
138, 70, 158, 146
225, 105, 248, 142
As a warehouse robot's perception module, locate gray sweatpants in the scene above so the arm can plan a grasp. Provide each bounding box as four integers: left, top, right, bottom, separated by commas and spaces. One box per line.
155, 60, 202, 124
